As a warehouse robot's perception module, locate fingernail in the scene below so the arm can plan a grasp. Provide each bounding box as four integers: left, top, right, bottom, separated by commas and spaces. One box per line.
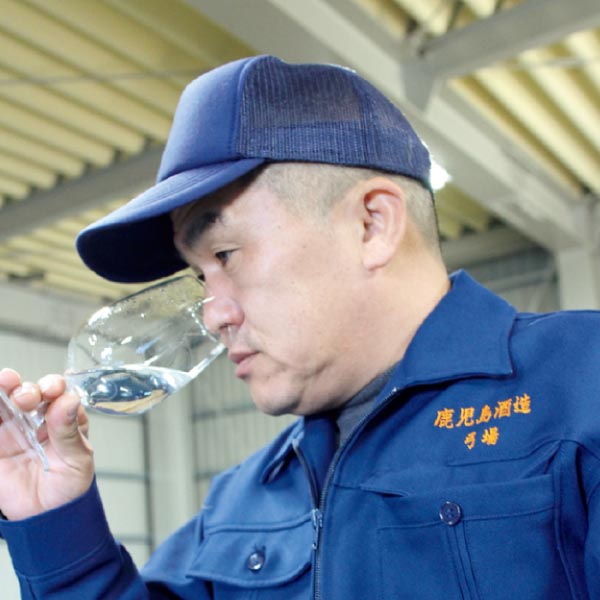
39, 374, 57, 394
13, 382, 36, 400
67, 398, 80, 422
0, 367, 18, 377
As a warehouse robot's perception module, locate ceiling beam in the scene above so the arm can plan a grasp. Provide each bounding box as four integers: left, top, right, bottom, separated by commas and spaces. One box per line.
186, 0, 581, 252
0, 279, 97, 343
441, 226, 536, 271
187, 0, 342, 64
419, 0, 600, 81
0, 145, 162, 241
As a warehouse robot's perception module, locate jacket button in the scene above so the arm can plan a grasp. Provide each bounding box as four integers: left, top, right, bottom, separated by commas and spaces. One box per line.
439, 501, 462, 526
247, 550, 266, 571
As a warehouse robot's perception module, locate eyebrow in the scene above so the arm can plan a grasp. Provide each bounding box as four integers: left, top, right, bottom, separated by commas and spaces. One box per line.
181, 209, 225, 249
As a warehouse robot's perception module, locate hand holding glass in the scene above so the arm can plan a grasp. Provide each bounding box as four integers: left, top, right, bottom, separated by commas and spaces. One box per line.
0, 275, 224, 470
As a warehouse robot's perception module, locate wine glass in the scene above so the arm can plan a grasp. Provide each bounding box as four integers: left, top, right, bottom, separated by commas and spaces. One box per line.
0, 275, 224, 471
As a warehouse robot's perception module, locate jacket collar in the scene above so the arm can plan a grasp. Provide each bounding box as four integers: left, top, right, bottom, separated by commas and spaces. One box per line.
261, 270, 517, 483
377, 269, 516, 400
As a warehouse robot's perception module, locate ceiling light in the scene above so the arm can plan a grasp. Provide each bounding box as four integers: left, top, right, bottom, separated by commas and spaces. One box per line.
430, 159, 451, 191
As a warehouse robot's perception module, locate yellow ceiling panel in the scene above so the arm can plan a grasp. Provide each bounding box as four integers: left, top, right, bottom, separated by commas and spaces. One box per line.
0, 67, 145, 154
0, 30, 172, 141
460, 0, 523, 19
435, 207, 464, 240
0, 258, 34, 277
28, 0, 205, 88
107, 0, 253, 65
518, 46, 600, 153
475, 65, 600, 193
564, 30, 600, 101
22, 238, 83, 267
0, 126, 85, 178
77, 208, 117, 224
34, 272, 131, 301
0, 151, 56, 189
435, 186, 492, 232
25, 256, 99, 281
1, 237, 78, 263
345, 0, 409, 39
0, 252, 132, 299
0, 96, 114, 166
0, 255, 131, 299
560, 31, 600, 193
459, 0, 494, 14
1, 0, 181, 114
48, 220, 91, 238
390, 0, 467, 35
105, 199, 128, 212
28, 228, 76, 249
451, 77, 582, 195
0, 174, 29, 198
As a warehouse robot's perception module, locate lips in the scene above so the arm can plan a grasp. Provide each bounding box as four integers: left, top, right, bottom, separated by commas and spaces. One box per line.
228, 350, 257, 377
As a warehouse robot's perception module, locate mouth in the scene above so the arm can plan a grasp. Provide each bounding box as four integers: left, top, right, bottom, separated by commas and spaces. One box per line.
228, 350, 257, 377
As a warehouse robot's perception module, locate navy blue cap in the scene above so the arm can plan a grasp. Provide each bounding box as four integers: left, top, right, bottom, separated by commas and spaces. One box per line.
76, 55, 431, 283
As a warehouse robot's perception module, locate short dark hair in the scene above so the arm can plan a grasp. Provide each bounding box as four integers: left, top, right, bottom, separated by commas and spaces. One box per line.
256, 162, 441, 253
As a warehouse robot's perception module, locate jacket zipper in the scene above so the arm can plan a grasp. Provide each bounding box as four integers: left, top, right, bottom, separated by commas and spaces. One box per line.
292, 438, 325, 599
294, 386, 401, 600
291, 438, 322, 551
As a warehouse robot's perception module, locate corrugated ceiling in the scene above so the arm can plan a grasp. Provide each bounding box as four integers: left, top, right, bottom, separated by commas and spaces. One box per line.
0, 0, 598, 301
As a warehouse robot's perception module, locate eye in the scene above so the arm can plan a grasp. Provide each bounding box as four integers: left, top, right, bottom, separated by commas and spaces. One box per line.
215, 249, 234, 265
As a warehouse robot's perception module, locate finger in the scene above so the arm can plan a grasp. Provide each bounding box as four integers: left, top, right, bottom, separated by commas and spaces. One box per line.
38, 374, 67, 400
8, 374, 65, 413
36, 420, 49, 445
0, 368, 22, 395
11, 382, 41, 412
76, 405, 90, 438
45, 392, 93, 463
0, 369, 28, 455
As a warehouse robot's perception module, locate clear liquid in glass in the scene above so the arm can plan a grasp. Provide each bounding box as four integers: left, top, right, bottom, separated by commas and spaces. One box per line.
0, 275, 223, 470
67, 366, 193, 415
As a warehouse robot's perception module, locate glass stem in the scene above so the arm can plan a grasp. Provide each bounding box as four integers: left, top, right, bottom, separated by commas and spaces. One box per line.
0, 389, 50, 471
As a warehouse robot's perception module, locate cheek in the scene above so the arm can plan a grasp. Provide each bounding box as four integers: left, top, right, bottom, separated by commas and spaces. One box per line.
240, 233, 357, 354
269, 290, 347, 371
241, 284, 327, 371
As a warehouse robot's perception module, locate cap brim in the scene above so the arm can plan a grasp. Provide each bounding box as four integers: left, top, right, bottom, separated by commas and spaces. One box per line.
76, 158, 265, 283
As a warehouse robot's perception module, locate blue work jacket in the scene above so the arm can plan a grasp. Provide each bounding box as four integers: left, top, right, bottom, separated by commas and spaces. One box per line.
2, 270, 600, 598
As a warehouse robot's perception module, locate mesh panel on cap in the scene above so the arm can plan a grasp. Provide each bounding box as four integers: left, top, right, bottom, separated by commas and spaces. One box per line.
236, 57, 430, 184
359, 80, 429, 177
237, 58, 369, 163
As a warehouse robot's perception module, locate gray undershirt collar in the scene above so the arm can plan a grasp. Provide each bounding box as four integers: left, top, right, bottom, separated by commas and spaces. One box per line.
330, 364, 396, 447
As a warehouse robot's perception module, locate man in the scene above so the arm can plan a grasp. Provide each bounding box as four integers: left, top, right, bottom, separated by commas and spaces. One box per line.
0, 55, 599, 598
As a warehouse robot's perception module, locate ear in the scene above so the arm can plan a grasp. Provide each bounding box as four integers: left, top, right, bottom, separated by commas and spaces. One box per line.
355, 177, 407, 271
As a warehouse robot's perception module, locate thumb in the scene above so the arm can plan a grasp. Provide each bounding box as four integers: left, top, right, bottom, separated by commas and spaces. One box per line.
45, 392, 93, 465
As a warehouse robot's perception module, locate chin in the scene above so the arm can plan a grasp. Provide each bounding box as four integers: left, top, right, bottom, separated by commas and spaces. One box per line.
252, 399, 296, 417
250, 387, 302, 417
252, 394, 328, 418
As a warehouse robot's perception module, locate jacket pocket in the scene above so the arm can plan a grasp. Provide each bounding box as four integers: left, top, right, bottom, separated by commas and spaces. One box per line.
363, 473, 572, 600
188, 514, 312, 599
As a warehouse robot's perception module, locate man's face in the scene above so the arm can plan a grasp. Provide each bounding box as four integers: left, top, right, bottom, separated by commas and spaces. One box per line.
172, 181, 370, 416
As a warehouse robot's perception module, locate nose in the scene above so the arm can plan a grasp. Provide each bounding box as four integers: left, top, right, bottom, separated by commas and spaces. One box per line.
202, 295, 244, 340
